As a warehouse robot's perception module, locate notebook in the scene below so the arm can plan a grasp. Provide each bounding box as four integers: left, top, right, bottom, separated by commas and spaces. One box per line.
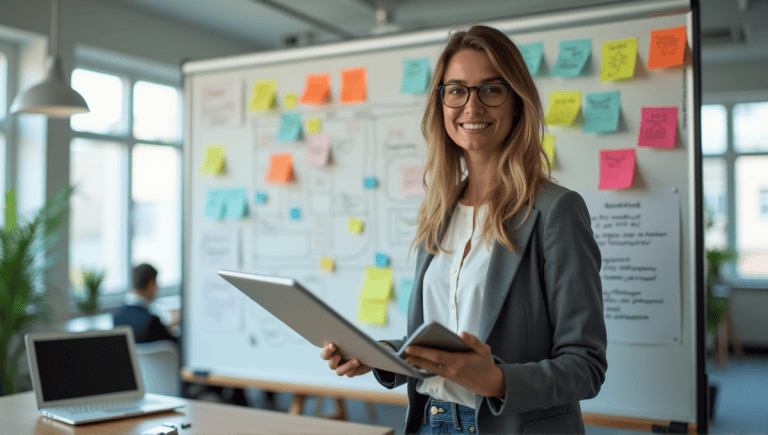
24, 326, 185, 425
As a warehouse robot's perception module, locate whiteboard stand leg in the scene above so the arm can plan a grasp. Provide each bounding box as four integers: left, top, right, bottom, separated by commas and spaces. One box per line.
328, 398, 347, 421
290, 394, 306, 415
365, 402, 378, 422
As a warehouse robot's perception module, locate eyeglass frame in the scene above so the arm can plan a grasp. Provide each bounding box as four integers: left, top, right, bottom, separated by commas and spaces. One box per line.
435, 83, 513, 108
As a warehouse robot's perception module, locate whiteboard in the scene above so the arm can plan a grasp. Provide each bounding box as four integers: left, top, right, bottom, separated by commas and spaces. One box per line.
182, 0, 704, 426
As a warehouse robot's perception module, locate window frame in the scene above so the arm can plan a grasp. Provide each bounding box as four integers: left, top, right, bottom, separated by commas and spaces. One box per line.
0, 39, 19, 223
70, 46, 183, 310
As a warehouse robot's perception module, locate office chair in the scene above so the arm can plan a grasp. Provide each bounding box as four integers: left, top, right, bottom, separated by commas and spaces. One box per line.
135, 340, 180, 396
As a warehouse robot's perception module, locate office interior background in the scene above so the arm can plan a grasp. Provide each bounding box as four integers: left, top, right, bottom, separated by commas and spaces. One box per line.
0, 0, 766, 432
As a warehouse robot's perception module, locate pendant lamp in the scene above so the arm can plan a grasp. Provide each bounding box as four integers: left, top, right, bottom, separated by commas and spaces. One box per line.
10, 0, 89, 117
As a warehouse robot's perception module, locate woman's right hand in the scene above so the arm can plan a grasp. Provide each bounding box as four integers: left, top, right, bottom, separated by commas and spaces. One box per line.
320, 343, 373, 378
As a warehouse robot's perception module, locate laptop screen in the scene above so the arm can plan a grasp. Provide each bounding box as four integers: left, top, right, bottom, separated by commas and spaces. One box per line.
34, 333, 138, 402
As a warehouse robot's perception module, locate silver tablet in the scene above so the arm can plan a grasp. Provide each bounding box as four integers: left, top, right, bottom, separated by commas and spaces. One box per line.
218, 270, 433, 379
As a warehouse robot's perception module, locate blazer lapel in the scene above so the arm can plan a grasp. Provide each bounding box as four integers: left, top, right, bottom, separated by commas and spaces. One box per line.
479, 208, 540, 342
407, 247, 432, 334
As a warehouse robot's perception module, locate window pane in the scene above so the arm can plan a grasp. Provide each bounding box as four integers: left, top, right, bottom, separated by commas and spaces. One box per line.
734, 102, 768, 153
133, 81, 180, 143
70, 138, 128, 295
701, 104, 727, 155
70, 69, 125, 135
131, 144, 181, 288
0, 133, 5, 227
735, 156, 768, 278
703, 158, 727, 251
0, 51, 7, 120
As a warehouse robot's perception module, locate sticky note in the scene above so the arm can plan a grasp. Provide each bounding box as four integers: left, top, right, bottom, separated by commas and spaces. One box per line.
254, 192, 267, 203
542, 134, 555, 168
551, 39, 591, 77
290, 207, 301, 220
306, 118, 322, 134
648, 26, 687, 69
276, 113, 302, 142
599, 149, 635, 190
248, 80, 277, 112
305, 133, 332, 167
299, 73, 331, 104
638, 107, 678, 148
401, 57, 431, 94
199, 145, 226, 175
364, 177, 378, 189
545, 91, 581, 126
400, 165, 424, 196
398, 279, 413, 313
583, 91, 621, 133
361, 267, 395, 300
600, 38, 638, 81
375, 253, 389, 268
204, 189, 226, 219
519, 42, 544, 76
347, 217, 363, 234
224, 188, 249, 220
319, 256, 334, 272
266, 153, 294, 184
358, 298, 388, 325
284, 93, 297, 109
340, 67, 366, 104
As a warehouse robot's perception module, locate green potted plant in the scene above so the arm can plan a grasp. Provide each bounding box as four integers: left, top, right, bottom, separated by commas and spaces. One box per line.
0, 185, 72, 396
75, 268, 106, 315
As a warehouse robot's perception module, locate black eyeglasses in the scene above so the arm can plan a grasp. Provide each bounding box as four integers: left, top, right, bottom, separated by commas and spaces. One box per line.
436, 83, 512, 108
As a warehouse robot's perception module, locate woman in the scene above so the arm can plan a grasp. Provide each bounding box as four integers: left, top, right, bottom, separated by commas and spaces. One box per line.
321, 25, 607, 434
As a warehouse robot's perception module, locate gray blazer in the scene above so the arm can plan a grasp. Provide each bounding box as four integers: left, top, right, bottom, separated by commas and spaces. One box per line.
374, 181, 607, 434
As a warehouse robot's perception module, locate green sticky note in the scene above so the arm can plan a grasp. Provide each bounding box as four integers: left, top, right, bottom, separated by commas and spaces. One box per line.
401, 58, 431, 94
276, 112, 303, 142
551, 39, 591, 77
584, 91, 621, 133
519, 42, 544, 76
204, 189, 226, 219
224, 187, 249, 220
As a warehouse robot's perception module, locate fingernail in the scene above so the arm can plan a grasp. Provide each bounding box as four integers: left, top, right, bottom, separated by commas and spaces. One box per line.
354, 360, 360, 367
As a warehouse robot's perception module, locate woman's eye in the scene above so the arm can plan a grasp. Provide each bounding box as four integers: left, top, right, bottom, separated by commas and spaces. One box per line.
449, 87, 466, 95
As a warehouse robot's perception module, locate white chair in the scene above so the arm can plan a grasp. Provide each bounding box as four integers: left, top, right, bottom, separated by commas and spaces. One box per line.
135, 340, 180, 396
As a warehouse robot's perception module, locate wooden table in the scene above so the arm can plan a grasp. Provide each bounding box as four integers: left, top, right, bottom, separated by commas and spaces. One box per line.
0, 391, 395, 435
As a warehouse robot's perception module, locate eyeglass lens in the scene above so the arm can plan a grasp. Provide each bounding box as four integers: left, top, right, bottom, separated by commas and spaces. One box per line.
440, 84, 509, 108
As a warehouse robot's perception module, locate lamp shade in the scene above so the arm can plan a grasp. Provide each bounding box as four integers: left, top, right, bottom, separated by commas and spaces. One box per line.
10, 56, 89, 118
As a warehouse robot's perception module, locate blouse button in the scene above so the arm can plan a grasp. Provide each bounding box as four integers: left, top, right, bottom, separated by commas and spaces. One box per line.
451, 267, 457, 274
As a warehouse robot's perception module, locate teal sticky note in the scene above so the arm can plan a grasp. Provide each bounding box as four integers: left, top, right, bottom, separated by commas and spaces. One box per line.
224, 187, 249, 219
204, 189, 226, 219
401, 58, 431, 94
398, 279, 413, 313
519, 42, 544, 76
255, 191, 267, 203
583, 91, 621, 133
551, 39, 591, 77
276, 113, 303, 142
290, 207, 301, 220
375, 253, 389, 267
364, 176, 378, 189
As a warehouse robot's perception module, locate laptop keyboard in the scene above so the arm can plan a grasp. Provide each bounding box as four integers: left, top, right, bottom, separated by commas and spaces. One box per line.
55, 398, 161, 415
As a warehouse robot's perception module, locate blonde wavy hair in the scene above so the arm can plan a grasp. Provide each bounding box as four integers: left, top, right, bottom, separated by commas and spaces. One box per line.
413, 25, 551, 255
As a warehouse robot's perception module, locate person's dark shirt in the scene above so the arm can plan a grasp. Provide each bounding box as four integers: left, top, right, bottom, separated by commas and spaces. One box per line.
112, 300, 178, 344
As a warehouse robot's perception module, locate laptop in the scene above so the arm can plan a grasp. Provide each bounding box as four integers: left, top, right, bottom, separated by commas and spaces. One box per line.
25, 326, 186, 425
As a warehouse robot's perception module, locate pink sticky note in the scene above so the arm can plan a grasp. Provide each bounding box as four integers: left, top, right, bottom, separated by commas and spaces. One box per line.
599, 149, 635, 190
638, 107, 678, 148
305, 133, 331, 167
400, 165, 424, 196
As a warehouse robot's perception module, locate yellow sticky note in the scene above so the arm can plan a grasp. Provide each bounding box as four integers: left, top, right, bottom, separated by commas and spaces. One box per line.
358, 298, 387, 325
306, 118, 322, 134
319, 256, 334, 272
347, 217, 363, 234
601, 38, 638, 81
361, 267, 394, 300
284, 93, 297, 109
199, 145, 226, 175
249, 80, 277, 112
545, 92, 581, 126
542, 134, 555, 168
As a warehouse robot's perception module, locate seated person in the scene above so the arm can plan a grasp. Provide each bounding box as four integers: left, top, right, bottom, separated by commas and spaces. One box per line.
113, 263, 178, 344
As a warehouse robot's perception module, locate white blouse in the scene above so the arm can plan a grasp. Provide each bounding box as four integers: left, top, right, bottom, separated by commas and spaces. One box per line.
415, 202, 492, 409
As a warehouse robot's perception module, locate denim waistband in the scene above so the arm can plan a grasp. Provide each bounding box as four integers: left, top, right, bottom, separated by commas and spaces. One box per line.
426, 398, 476, 429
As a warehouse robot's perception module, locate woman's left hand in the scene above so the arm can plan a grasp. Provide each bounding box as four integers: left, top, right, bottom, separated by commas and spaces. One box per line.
403, 332, 505, 398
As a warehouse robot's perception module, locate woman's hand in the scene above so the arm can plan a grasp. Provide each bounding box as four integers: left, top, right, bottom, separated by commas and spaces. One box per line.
403, 332, 505, 398
320, 343, 373, 378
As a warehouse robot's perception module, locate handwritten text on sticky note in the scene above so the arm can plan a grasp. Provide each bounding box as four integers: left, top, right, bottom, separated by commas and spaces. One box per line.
401, 58, 430, 94
545, 91, 581, 126
584, 91, 621, 133
601, 38, 637, 81
638, 107, 678, 148
552, 39, 591, 77
648, 26, 686, 69
599, 149, 635, 190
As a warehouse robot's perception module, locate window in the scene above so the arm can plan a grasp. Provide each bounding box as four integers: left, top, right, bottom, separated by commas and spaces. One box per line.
69, 59, 182, 301
0, 48, 9, 225
760, 189, 768, 219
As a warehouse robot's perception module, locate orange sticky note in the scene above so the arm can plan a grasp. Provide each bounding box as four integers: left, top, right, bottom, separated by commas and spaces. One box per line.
266, 153, 294, 184
648, 26, 686, 69
599, 149, 635, 190
299, 73, 330, 104
340, 67, 366, 104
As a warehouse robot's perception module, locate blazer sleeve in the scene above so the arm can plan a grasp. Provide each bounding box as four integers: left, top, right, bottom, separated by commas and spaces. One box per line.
372, 338, 408, 389
485, 190, 607, 415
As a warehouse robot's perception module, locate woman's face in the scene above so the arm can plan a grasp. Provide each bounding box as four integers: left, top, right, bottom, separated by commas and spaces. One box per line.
441, 49, 515, 160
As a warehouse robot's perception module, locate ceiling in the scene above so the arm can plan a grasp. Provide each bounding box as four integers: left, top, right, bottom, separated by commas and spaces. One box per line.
109, 0, 768, 64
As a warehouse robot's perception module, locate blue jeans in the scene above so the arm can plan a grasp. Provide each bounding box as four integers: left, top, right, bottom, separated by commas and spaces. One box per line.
417, 398, 477, 434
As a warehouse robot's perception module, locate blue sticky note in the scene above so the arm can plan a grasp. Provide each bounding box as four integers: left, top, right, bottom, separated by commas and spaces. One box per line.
398, 279, 413, 313
364, 177, 378, 189
290, 207, 302, 220
204, 189, 226, 219
276, 113, 303, 142
551, 39, 591, 77
223, 187, 249, 220
375, 253, 389, 267
519, 42, 544, 76
583, 91, 621, 133
254, 191, 267, 203
401, 58, 431, 94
